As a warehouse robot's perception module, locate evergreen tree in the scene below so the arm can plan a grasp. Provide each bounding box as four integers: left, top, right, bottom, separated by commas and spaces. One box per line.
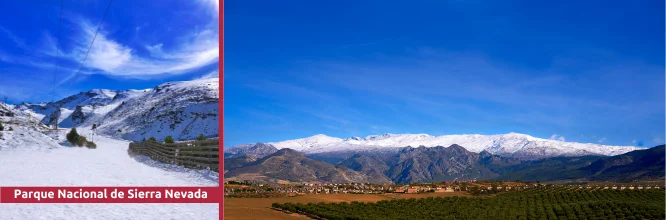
0, 122, 3, 131
164, 136, 175, 144
148, 137, 157, 142
66, 128, 80, 145
196, 134, 206, 141
8, 127, 13, 131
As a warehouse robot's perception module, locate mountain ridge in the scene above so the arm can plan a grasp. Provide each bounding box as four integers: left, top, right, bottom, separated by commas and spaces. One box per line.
231, 132, 643, 160
224, 144, 664, 184
8, 78, 219, 142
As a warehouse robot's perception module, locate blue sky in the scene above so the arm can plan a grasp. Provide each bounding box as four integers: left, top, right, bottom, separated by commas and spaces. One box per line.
225, 0, 665, 147
0, 0, 219, 103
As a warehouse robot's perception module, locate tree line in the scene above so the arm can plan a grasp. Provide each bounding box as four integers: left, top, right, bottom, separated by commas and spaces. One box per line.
141, 134, 208, 144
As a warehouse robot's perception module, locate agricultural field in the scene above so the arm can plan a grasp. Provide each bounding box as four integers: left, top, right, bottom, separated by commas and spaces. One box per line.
225, 192, 470, 220
272, 187, 665, 220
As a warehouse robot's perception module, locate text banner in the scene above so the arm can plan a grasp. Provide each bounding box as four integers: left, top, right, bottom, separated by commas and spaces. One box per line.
0, 186, 221, 203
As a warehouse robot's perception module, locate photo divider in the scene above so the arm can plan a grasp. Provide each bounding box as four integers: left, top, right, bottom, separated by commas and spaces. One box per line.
218, 0, 225, 219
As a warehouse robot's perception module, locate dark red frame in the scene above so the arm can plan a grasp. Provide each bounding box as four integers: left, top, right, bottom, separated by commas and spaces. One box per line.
218, 0, 225, 219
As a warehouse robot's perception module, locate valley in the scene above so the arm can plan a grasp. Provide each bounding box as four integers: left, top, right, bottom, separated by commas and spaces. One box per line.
224, 181, 665, 220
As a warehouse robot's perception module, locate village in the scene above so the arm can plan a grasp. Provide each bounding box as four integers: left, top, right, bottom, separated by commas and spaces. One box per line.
223, 180, 664, 198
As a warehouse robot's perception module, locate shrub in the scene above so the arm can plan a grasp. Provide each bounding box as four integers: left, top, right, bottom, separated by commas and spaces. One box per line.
0, 122, 3, 131
85, 141, 97, 149
8, 127, 13, 131
196, 134, 206, 141
66, 128, 80, 145
165, 136, 175, 144
77, 136, 88, 147
148, 137, 157, 142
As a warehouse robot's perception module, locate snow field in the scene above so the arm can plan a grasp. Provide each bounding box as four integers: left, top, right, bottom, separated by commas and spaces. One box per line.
266, 132, 643, 158
0, 128, 219, 220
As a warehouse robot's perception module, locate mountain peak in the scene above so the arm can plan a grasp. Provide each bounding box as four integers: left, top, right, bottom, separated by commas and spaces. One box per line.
348, 136, 363, 141
311, 134, 331, 138
479, 150, 493, 157
502, 132, 532, 138
448, 144, 466, 151
225, 142, 278, 159
273, 148, 304, 157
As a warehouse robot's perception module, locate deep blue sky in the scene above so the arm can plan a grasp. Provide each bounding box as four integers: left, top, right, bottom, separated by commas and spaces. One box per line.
0, 0, 219, 103
225, 0, 665, 147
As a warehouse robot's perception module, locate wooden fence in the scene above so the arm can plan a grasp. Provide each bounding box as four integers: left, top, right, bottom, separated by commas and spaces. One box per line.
128, 138, 219, 172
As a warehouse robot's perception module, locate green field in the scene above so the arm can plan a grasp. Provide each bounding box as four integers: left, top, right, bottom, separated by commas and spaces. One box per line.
272, 187, 665, 220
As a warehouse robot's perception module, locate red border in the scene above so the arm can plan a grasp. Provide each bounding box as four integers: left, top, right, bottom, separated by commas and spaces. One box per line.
218, 0, 225, 219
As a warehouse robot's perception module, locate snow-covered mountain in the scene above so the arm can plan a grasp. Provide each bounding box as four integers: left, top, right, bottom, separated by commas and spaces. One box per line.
261, 133, 643, 159
0, 101, 59, 151
8, 78, 218, 142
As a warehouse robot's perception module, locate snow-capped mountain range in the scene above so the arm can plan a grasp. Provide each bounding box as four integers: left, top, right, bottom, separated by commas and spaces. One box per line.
0, 101, 61, 151
258, 133, 643, 159
8, 78, 218, 142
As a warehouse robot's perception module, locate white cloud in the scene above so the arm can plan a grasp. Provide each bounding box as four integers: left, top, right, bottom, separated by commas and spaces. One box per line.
0, 26, 28, 49
653, 137, 663, 143
550, 134, 565, 141
598, 137, 606, 143
195, 70, 218, 80
196, 0, 219, 13
632, 139, 637, 144
78, 20, 217, 76
49, 0, 219, 84
145, 44, 163, 57
86, 32, 133, 72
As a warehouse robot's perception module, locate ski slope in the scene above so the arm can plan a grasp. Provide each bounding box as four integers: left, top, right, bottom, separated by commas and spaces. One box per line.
0, 128, 219, 220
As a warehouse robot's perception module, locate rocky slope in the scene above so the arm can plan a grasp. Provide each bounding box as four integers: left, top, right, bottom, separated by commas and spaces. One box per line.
480, 145, 665, 182
224, 148, 385, 184
224, 143, 664, 184
337, 154, 393, 184
0, 101, 60, 151
11, 78, 219, 142
224, 142, 278, 159
386, 145, 499, 183
582, 144, 665, 181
